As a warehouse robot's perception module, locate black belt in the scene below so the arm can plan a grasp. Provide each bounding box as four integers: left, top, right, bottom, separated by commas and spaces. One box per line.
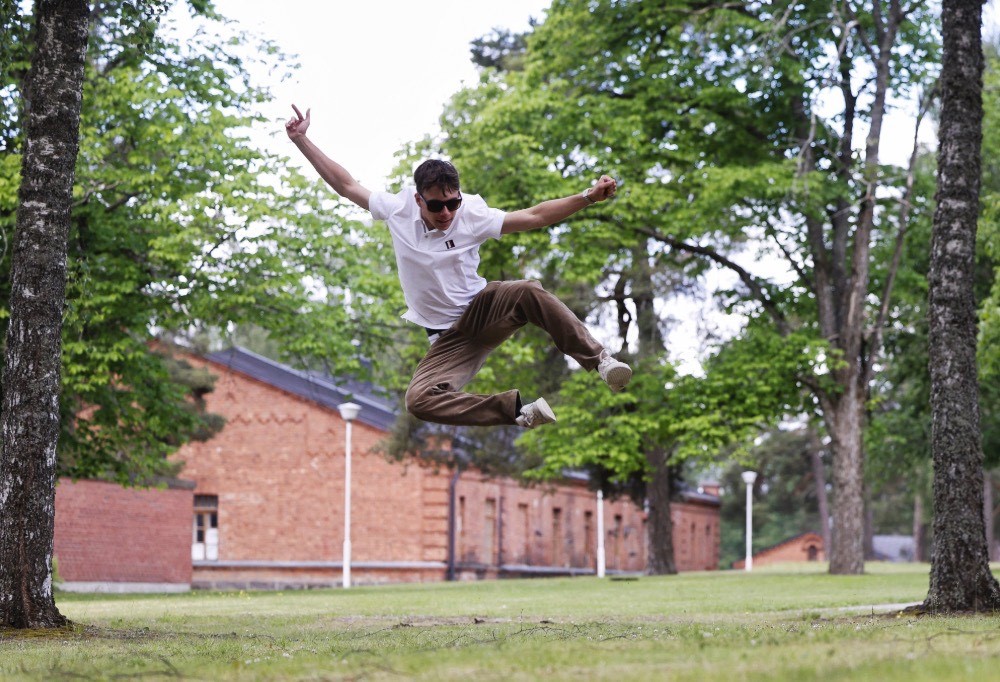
424, 327, 448, 338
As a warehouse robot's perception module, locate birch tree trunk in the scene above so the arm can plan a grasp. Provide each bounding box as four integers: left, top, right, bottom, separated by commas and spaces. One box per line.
0, 0, 90, 629
923, 0, 1000, 612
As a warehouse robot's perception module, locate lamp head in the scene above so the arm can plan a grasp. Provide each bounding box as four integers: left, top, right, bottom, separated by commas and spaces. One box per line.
338, 402, 362, 422
741, 471, 758, 485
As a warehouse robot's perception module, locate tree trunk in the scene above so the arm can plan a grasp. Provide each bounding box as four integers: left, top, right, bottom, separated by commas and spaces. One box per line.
0, 0, 90, 629
923, 0, 1000, 613
825, 389, 866, 574
808, 430, 831, 557
644, 450, 676, 575
628, 244, 676, 575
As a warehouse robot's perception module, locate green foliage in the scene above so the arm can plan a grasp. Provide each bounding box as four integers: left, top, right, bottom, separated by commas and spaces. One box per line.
668, 325, 826, 461
0, 1, 402, 482
979, 43, 1000, 392
521, 360, 675, 483
425, 0, 944, 505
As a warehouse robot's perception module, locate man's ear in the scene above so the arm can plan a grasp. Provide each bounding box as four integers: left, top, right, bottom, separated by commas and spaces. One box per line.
414, 192, 423, 207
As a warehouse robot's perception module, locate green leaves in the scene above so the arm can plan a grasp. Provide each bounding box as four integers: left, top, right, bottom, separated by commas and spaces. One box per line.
0, 2, 402, 481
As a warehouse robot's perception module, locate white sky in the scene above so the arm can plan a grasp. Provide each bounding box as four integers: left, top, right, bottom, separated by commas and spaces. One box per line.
205, 0, 553, 188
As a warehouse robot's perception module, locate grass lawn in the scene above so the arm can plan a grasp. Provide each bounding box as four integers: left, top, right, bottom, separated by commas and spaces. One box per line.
3, 562, 1000, 680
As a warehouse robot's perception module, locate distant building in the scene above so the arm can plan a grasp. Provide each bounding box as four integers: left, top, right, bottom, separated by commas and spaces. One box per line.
732, 531, 825, 569
872, 534, 916, 562
54, 347, 722, 590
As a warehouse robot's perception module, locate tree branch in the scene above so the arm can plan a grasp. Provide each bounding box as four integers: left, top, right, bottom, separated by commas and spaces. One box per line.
864, 83, 935, 386
627, 222, 791, 335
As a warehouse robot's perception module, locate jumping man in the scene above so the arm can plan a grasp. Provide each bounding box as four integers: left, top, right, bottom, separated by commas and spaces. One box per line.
286, 105, 632, 429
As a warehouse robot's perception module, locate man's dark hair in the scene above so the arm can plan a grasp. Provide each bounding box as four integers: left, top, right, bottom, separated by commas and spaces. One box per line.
414, 159, 461, 194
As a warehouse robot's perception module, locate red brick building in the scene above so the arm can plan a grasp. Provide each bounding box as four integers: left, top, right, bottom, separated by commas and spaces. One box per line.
54, 347, 721, 589
731, 531, 825, 569
54, 478, 194, 592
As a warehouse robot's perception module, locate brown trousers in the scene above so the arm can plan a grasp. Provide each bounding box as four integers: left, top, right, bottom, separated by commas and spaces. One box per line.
404, 280, 605, 426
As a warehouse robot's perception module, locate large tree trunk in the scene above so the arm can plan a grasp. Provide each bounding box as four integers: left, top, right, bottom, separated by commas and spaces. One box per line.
628, 244, 676, 574
644, 450, 676, 575
923, 0, 1000, 613
0, 0, 90, 629
825, 388, 866, 574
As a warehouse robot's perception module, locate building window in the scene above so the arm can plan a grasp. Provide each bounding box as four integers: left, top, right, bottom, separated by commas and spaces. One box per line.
551, 508, 563, 566
583, 511, 594, 567
610, 514, 623, 569
458, 495, 466, 549
192, 494, 218, 561
518, 503, 531, 564
484, 497, 497, 566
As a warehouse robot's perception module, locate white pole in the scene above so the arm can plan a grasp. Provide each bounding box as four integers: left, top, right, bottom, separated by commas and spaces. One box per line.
596, 489, 606, 578
343, 417, 352, 589
338, 402, 361, 589
741, 471, 758, 572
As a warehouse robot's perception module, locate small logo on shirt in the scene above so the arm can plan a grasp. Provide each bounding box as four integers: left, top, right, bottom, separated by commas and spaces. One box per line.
445, 239, 456, 250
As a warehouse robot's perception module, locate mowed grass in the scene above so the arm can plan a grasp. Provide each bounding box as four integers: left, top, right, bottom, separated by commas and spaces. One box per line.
3, 563, 1000, 681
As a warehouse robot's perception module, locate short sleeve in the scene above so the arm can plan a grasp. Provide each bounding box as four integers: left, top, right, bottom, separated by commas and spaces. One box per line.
369, 190, 401, 221
461, 194, 506, 241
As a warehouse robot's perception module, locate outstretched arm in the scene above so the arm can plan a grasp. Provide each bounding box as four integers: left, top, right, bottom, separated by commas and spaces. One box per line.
500, 175, 617, 235
286, 104, 372, 211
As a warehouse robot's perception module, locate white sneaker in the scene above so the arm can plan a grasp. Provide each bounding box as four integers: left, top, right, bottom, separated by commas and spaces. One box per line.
598, 352, 632, 392
516, 397, 557, 429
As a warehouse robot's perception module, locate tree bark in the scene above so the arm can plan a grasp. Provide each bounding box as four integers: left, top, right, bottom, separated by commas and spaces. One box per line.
0, 0, 90, 629
923, 0, 1000, 613
627, 242, 677, 574
644, 450, 676, 575
824, 388, 866, 574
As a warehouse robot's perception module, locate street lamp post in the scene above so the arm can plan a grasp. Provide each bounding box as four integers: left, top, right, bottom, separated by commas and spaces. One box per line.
596, 489, 606, 578
338, 402, 361, 588
741, 471, 758, 572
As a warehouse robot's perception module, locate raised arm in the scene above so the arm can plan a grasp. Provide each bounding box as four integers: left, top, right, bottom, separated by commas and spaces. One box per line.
285, 105, 372, 211
500, 175, 617, 235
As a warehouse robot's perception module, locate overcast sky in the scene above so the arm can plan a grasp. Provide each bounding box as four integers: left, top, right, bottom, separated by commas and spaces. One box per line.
187, 1, 1000, 187
203, 0, 552, 189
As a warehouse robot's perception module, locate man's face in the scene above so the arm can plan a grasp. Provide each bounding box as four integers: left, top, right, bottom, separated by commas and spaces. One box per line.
415, 185, 462, 231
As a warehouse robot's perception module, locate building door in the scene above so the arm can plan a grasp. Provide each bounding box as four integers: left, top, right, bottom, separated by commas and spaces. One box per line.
192, 494, 218, 561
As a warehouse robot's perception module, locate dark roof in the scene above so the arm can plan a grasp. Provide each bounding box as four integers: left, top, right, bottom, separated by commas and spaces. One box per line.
204, 346, 398, 432
677, 489, 722, 507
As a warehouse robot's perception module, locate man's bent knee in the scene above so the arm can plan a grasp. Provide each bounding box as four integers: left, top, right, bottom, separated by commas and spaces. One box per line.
405, 384, 442, 421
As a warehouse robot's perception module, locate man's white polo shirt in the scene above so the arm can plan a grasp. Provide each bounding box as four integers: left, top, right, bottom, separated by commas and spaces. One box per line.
369, 187, 506, 329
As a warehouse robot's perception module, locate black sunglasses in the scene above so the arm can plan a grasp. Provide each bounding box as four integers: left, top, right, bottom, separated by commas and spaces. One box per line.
419, 192, 463, 213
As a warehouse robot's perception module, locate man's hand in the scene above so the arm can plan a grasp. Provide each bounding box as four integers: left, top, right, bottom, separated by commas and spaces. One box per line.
585, 175, 618, 203
285, 104, 310, 141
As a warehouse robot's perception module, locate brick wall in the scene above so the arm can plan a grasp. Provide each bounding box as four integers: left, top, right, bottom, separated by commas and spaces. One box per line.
671, 500, 721, 571
176, 356, 439, 587
451, 473, 649, 575
732, 532, 825, 569
53, 478, 193, 586
173, 354, 721, 587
